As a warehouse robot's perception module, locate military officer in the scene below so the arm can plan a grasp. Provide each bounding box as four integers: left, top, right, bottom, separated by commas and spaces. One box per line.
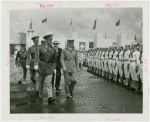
94, 48, 98, 75
123, 45, 131, 86
89, 49, 92, 72
34, 32, 56, 103
61, 39, 79, 98
112, 46, 119, 82
15, 43, 28, 84
104, 48, 109, 78
118, 46, 124, 84
129, 42, 140, 92
138, 43, 143, 92
101, 48, 105, 77
108, 47, 113, 79
87, 50, 90, 71
98, 48, 102, 76
91, 49, 94, 73
26, 34, 39, 93
96, 48, 100, 75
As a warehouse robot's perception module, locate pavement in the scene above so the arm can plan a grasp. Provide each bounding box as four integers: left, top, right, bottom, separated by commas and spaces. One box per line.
10, 56, 142, 113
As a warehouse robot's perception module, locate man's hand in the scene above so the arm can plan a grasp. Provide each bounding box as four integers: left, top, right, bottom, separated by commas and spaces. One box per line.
26, 65, 30, 69
14, 65, 17, 69
34, 65, 39, 70
54, 69, 56, 74
77, 68, 80, 72
135, 66, 138, 73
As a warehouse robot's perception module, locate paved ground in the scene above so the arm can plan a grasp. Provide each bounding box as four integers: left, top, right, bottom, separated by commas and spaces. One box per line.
10, 56, 142, 113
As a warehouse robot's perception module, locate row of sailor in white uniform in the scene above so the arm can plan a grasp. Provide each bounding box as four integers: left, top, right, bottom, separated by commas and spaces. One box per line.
82, 42, 143, 93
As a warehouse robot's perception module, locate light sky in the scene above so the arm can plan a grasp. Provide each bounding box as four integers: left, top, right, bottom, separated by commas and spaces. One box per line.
10, 8, 142, 42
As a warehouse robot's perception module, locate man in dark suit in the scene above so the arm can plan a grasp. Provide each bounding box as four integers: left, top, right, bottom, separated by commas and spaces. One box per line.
51, 41, 62, 92
34, 32, 57, 103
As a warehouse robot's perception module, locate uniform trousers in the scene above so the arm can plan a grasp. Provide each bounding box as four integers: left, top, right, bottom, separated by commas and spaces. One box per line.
112, 60, 116, 74
39, 74, 53, 98
108, 60, 112, 73
63, 71, 77, 94
139, 63, 143, 91
52, 70, 61, 89
17, 66, 27, 81
30, 69, 39, 91
118, 61, 123, 76
130, 62, 139, 89
123, 61, 130, 86
104, 60, 108, 72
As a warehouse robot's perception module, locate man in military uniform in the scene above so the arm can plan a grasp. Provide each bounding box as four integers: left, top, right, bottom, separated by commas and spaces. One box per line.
112, 46, 119, 82
118, 46, 124, 84
61, 39, 79, 98
91, 49, 94, 73
51, 41, 62, 92
15, 43, 28, 84
94, 48, 97, 75
98, 48, 102, 76
130, 42, 140, 92
138, 43, 143, 92
26, 34, 39, 93
108, 47, 113, 79
96, 48, 100, 75
123, 45, 130, 86
101, 48, 105, 77
34, 32, 56, 103
104, 48, 109, 79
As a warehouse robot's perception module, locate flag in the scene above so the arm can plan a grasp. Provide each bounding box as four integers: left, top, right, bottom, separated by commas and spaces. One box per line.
42, 18, 47, 23
93, 19, 97, 30
70, 19, 72, 25
79, 42, 85, 50
116, 19, 120, 26
134, 34, 137, 40
89, 42, 94, 48
141, 22, 143, 28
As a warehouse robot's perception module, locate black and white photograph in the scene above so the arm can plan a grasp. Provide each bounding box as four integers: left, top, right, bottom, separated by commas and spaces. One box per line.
1, 1, 149, 121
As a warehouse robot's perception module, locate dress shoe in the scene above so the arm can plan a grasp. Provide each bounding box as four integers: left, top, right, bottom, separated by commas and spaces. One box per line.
66, 94, 70, 99
18, 80, 22, 84
56, 89, 61, 92
70, 91, 73, 97
48, 97, 55, 103
36, 91, 39, 95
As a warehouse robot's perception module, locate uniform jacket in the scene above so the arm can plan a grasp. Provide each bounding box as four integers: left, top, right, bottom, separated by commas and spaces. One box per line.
130, 50, 140, 66
26, 45, 39, 69
15, 49, 28, 67
55, 47, 62, 70
61, 48, 79, 73
34, 44, 57, 75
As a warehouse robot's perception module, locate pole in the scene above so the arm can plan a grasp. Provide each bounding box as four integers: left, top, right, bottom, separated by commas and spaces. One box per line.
71, 19, 72, 38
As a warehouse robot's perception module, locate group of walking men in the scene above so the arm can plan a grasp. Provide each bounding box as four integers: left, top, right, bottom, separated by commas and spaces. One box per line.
87, 43, 143, 93
15, 32, 79, 104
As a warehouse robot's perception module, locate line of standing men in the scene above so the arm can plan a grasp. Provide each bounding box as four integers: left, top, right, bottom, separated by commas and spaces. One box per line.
87, 42, 143, 93
15, 32, 79, 103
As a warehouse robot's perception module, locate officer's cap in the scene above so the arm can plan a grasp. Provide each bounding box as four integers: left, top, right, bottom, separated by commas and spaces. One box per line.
53, 41, 59, 44
43, 32, 53, 39
67, 38, 74, 43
